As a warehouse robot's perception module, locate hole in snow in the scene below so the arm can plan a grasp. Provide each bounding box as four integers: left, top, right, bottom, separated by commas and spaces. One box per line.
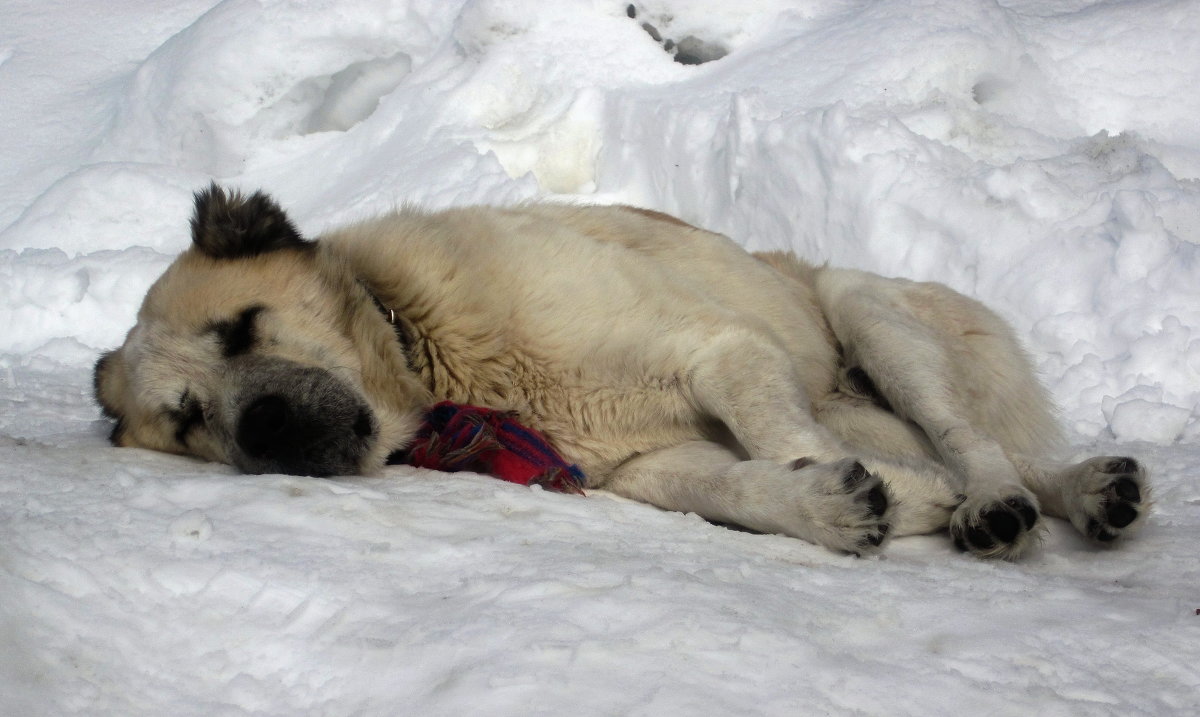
972, 75, 1009, 106
627, 4, 728, 66
304, 52, 413, 134
673, 36, 728, 65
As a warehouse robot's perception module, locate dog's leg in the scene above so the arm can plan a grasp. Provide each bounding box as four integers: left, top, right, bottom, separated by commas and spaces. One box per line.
1013, 454, 1151, 545
811, 397, 964, 536
814, 268, 1059, 559
680, 327, 961, 544
683, 326, 846, 464
602, 441, 893, 554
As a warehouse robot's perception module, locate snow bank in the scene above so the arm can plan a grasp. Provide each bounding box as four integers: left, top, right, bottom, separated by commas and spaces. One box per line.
2, 1, 1199, 714
3, 0, 1198, 439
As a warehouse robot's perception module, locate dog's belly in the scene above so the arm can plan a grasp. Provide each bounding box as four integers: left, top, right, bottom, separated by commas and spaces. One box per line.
408, 324, 713, 480
523, 378, 713, 482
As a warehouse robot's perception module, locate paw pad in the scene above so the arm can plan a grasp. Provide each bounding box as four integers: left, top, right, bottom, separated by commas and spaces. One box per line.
1004, 496, 1039, 531
862, 522, 890, 549
1088, 520, 1119, 542
842, 461, 870, 489
984, 506, 1021, 543
1113, 476, 1141, 502
1105, 501, 1138, 529
1081, 455, 1147, 544
951, 495, 1040, 559
837, 461, 888, 517
826, 460, 892, 555
866, 484, 888, 517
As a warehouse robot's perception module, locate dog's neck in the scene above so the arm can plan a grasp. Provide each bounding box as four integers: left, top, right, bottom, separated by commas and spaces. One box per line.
366, 285, 398, 328
360, 280, 415, 368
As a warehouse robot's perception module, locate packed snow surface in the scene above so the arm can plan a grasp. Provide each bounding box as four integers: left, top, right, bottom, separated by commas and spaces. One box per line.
2, 1, 1198, 714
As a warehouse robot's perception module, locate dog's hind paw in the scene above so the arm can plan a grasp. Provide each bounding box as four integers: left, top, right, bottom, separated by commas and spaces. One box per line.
1061, 456, 1150, 545
950, 489, 1042, 560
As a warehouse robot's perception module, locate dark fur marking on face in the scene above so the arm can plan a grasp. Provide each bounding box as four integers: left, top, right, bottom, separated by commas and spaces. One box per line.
191, 183, 312, 259
209, 305, 265, 358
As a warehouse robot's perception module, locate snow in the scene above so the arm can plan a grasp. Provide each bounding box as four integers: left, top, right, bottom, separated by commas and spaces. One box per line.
1, 0, 1198, 714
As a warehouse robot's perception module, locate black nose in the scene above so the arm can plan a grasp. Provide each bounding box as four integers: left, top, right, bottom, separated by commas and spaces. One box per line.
353, 407, 374, 438
237, 394, 289, 458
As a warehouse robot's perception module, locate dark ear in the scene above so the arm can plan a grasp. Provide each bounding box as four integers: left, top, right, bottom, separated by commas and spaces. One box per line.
190, 183, 311, 259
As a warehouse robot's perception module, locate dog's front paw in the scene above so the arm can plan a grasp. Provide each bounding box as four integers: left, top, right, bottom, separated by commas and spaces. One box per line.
950, 489, 1041, 560
1063, 456, 1150, 545
789, 459, 892, 556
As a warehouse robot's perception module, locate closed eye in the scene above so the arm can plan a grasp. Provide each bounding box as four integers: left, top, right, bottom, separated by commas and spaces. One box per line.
208, 305, 265, 358
171, 390, 205, 446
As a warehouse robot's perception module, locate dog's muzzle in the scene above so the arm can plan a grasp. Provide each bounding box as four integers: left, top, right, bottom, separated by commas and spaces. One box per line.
225, 357, 376, 477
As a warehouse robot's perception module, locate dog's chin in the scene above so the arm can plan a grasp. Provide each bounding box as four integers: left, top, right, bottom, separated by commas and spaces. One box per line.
233, 440, 373, 478
233, 406, 425, 477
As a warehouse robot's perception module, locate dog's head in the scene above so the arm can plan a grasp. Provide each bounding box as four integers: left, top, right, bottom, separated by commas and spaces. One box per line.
94, 184, 428, 476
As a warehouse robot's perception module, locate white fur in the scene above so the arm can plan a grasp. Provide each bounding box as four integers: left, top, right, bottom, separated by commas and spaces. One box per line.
98, 199, 1151, 559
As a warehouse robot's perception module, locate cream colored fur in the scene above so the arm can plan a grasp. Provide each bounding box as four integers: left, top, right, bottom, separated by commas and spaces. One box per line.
95, 195, 1151, 559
